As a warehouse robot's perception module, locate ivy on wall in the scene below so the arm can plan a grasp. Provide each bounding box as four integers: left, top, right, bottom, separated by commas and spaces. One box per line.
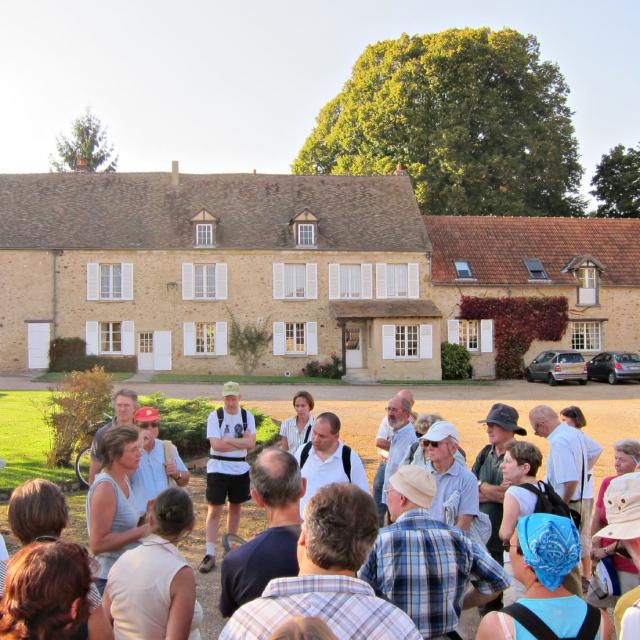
459, 295, 569, 378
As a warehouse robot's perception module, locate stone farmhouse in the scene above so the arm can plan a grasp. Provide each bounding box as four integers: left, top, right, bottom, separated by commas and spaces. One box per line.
1, 166, 639, 381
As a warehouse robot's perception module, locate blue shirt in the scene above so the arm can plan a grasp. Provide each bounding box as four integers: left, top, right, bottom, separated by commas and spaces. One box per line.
358, 509, 510, 638
130, 439, 187, 514
382, 422, 417, 503
424, 458, 480, 524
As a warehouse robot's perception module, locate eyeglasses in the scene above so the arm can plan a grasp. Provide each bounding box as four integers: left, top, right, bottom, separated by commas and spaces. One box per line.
137, 422, 160, 429
421, 440, 440, 448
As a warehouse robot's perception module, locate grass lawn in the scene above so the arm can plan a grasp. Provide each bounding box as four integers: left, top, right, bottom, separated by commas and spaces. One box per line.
151, 373, 344, 384
0, 390, 78, 491
34, 372, 133, 382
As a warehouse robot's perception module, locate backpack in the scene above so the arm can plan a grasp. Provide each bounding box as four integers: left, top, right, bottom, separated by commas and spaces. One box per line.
216, 407, 248, 434
299, 441, 352, 483
519, 480, 580, 528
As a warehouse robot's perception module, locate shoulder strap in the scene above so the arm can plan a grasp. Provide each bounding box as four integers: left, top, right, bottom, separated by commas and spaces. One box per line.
342, 445, 352, 483
217, 406, 224, 427
299, 441, 313, 469
162, 439, 176, 465
303, 421, 313, 444
501, 603, 559, 640
576, 603, 601, 640
519, 481, 544, 497
241, 407, 248, 431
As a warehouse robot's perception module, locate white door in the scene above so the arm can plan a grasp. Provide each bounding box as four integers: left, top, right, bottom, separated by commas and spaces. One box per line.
153, 331, 172, 371
27, 323, 50, 369
137, 332, 154, 371
345, 327, 363, 368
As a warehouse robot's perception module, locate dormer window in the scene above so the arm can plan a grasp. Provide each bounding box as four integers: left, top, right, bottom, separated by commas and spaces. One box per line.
190, 209, 219, 248
297, 223, 315, 247
524, 258, 548, 280
561, 256, 604, 306
291, 208, 318, 248
454, 260, 473, 279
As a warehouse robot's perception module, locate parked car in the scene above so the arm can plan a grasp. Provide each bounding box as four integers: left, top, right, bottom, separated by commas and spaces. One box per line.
586, 351, 640, 384
525, 350, 588, 386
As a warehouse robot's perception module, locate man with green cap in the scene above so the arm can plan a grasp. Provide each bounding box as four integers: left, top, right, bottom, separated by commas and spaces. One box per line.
200, 381, 256, 573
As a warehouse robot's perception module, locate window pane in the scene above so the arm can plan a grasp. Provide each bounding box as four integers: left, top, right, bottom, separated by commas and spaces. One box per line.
195, 265, 216, 298
298, 224, 315, 246
571, 322, 601, 351
340, 264, 361, 298
388, 264, 408, 297
138, 332, 153, 353
195, 322, 215, 353
285, 322, 305, 352
111, 264, 122, 298
100, 322, 121, 353
458, 320, 478, 351
455, 260, 472, 278
284, 264, 306, 298
395, 325, 418, 357
578, 267, 596, 289
196, 224, 213, 246
100, 265, 110, 298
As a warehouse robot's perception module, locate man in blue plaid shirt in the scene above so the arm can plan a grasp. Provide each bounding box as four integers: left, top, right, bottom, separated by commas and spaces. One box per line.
359, 465, 510, 640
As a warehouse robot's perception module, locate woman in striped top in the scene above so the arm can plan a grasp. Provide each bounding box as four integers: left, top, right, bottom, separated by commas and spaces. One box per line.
279, 391, 315, 454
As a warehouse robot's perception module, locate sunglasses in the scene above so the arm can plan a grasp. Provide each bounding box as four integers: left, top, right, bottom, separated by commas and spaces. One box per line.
137, 421, 160, 429
420, 440, 440, 448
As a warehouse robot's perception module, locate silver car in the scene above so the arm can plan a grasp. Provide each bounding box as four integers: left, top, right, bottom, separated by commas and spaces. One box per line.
525, 350, 588, 386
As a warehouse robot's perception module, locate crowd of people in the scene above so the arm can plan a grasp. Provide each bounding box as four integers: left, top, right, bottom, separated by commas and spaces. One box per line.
0, 383, 639, 639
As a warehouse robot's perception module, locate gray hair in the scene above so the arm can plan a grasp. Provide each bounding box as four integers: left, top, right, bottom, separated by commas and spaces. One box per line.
414, 413, 443, 436
614, 439, 640, 459
303, 484, 378, 571
112, 388, 138, 405
250, 448, 302, 508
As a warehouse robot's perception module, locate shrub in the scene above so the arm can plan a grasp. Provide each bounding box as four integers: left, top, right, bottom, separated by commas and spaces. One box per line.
441, 342, 472, 380
228, 314, 272, 375
42, 367, 113, 467
143, 393, 279, 459
303, 354, 343, 379
49, 337, 137, 373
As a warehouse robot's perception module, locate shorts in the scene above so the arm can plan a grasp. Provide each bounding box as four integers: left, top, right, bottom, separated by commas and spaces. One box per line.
206, 472, 251, 506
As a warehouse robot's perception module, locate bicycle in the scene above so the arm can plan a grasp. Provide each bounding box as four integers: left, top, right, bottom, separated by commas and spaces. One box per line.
74, 414, 112, 489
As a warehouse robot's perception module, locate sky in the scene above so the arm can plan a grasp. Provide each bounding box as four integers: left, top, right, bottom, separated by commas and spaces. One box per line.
1, 1, 638, 206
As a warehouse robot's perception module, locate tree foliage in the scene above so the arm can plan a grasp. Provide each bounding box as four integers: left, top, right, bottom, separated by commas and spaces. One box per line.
590, 143, 640, 218
293, 28, 584, 216
50, 108, 118, 172
228, 312, 272, 375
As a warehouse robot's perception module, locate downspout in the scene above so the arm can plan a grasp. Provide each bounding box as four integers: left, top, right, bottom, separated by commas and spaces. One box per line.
52, 249, 62, 338
339, 321, 347, 376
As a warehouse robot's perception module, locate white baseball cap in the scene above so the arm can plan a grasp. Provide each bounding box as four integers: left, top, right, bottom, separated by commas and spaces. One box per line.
420, 420, 460, 443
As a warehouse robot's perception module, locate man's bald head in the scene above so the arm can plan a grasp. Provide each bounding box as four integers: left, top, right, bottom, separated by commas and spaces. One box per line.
529, 405, 560, 438
250, 448, 302, 508
397, 389, 415, 408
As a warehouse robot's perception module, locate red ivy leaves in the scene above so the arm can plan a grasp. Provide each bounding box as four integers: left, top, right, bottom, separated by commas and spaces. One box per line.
459, 296, 569, 379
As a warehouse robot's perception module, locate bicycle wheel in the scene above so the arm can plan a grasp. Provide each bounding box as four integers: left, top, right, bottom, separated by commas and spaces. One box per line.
75, 447, 92, 489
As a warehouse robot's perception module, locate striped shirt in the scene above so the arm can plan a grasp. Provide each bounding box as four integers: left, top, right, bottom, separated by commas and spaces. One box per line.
220, 574, 421, 640
279, 415, 314, 453
358, 509, 510, 638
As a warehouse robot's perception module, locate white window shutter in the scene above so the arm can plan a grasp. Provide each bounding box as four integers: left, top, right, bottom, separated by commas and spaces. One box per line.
85, 321, 99, 355
183, 322, 196, 356
408, 263, 420, 299
382, 324, 396, 360
419, 324, 433, 359
121, 321, 135, 355
273, 322, 285, 355
361, 264, 373, 299
376, 264, 387, 299
216, 263, 228, 300
328, 264, 340, 299
216, 321, 228, 355
86, 264, 99, 300
447, 319, 460, 344
306, 322, 318, 355
480, 319, 494, 353
121, 263, 134, 300
182, 264, 194, 300
273, 263, 284, 299
306, 263, 317, 299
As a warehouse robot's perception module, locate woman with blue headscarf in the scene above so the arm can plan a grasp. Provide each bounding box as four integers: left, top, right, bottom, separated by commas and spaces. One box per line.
476, 513, 612, 640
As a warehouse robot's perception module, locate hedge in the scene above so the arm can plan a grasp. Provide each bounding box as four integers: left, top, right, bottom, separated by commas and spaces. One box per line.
49, 337, 137, 373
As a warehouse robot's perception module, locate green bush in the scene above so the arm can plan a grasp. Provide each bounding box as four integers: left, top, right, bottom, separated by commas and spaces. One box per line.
441, 342, 472, 380
49, 337, 137, 373
143, 393, 279, 459
303, 354, 343, 379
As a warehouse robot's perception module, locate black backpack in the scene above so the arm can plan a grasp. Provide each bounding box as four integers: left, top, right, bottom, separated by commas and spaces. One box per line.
519, 481, 581, 528
502, 602, 600, 640
299, 441, 352, 483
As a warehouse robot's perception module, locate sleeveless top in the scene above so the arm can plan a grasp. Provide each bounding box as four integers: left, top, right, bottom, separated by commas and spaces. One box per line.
106, 534, 203, 639
86, 472, 140, 579
498, 596, 601, 639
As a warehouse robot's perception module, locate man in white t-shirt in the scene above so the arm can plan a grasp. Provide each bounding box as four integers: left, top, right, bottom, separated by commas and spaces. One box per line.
295, 412, 369, 517
200, 381, 256, 573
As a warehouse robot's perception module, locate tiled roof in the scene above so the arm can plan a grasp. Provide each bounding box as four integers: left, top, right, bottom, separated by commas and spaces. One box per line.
0, 173, 429, 253
330, 300, 442, 319
423, 216, 640, 286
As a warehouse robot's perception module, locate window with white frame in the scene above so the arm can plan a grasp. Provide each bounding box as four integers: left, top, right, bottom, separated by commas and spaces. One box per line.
340, 264, 362, 298
138, 332, 153, 353
297, 223, 315, 247
285, 322, 306, 353
577, 266, 598, 306
284, 264, 307, 298
395, 325, 419, 358
571, 321, 601, 351
194, 264, 216, 299
100, 264, 122, 299
195, 223, 214, 247
100, 322, 122, 353
195, 322, 216, 354
457, 320, 479, 351
387, 264, 409, 297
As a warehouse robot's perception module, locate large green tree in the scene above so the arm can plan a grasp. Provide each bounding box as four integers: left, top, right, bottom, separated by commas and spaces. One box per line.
293, 28, 584, 216
590, 143, 640, 218
50, 108, 118, 172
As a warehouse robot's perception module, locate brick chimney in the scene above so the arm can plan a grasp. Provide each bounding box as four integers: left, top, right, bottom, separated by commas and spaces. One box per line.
394, 163, 408, 176
171, 160, 179, 186
75, 157, 89, 173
